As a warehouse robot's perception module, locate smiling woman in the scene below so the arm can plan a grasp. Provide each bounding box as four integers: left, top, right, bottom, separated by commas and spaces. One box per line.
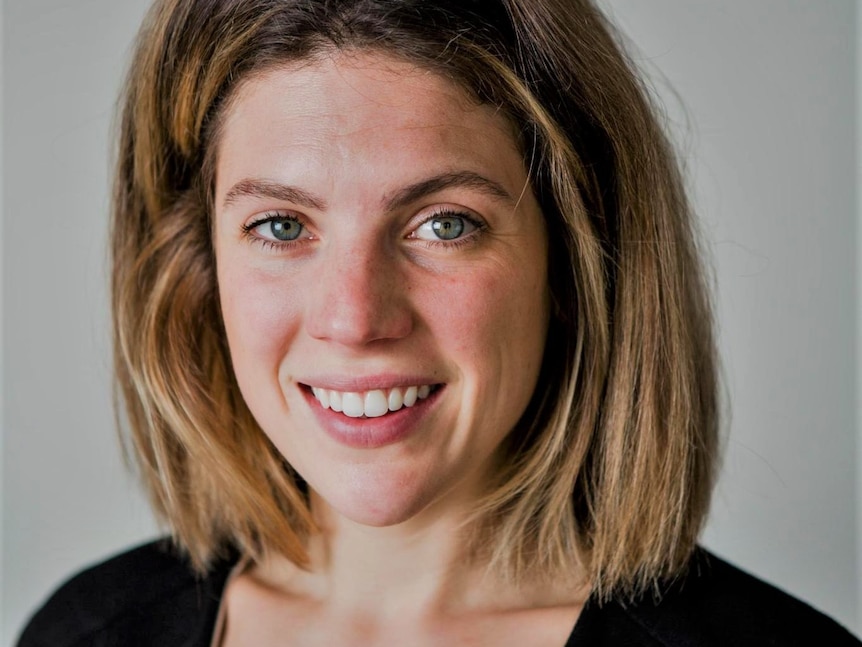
215, 56, 550, 531
15, 0, 860, 646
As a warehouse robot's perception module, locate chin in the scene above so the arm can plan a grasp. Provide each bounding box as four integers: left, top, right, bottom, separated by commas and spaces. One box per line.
314, 467, 444, 528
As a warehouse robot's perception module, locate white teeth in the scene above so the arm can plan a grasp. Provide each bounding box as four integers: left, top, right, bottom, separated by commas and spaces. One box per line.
403, 386, 418, 407
310, 384, 435, 417
364, 390, 389, 418
329, 390, 343, 413
342, 392, 364, 418
312, 387, 330, 409
387, 388, 404, 411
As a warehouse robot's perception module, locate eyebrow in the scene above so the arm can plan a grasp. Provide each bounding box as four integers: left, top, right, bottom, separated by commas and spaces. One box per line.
221, 171, 515, 212
223, 178, 325, 210
384, 171, 515, 211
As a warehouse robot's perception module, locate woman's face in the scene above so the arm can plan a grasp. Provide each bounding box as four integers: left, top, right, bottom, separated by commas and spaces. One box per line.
214, 52, 549, 528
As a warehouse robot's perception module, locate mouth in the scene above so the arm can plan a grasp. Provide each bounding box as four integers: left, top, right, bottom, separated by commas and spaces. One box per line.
305, 384, 441, 418
298, 380, 444, 449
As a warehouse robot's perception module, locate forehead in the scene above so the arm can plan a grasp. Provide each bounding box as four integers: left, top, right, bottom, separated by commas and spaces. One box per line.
213, 51, 525, 200
227, 52, 481, 129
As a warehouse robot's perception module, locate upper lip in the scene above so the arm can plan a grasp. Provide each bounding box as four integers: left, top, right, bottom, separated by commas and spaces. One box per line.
299, 374, 442, 392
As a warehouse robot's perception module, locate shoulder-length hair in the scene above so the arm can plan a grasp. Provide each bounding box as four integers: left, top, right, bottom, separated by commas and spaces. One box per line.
113, 0, 718, 600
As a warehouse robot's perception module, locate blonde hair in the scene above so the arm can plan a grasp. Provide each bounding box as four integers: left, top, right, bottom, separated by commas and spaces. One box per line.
113, 0, 718, 599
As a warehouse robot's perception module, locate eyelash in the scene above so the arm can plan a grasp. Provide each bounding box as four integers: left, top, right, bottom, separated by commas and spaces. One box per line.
240, 208, 486, 252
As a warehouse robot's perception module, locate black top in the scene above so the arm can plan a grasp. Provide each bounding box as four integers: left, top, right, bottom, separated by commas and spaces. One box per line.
17, 539, 861, 646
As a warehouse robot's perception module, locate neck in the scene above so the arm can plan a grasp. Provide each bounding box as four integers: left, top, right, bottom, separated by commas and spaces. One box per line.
249, 491, 588, 625
260, 492, 494, 619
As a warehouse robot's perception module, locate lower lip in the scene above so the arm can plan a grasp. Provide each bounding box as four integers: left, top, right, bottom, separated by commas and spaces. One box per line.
301, 386, 443, 449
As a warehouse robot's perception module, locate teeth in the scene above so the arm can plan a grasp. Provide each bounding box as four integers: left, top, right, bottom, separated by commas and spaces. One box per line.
364, 390, 389, 418
403, 386, 418, 407
330, 390, 343, 413
387, 388, 403, 412
311, 387, 330, 409
311, 384, 434, 417
342, 392, 364, 418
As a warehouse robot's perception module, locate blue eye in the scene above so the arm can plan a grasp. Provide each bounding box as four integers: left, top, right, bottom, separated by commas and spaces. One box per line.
244, 214, 308, 243
414, 214, 478, 242
266, 218, 303, 241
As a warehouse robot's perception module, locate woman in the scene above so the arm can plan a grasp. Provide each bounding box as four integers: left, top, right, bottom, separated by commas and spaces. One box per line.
17, 0, 859, 645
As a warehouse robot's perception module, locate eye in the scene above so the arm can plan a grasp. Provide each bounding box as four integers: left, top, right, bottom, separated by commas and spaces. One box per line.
243, 213, 310, 243
412, 212, 480, 242
265, 218, 304, 241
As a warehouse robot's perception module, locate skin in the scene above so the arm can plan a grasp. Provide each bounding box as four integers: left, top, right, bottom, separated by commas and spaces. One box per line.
213, 51, 584, 645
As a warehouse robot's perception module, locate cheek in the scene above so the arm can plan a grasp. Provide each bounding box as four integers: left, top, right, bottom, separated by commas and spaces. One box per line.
218, 260, 302, 381
422, 257, 549, 382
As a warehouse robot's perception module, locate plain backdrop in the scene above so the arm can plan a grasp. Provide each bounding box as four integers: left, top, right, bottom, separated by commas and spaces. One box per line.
1, 1, 859, 644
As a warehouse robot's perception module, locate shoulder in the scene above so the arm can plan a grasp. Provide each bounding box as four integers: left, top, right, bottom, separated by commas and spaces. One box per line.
571, 548, 860, 647
16, 538, 237, 647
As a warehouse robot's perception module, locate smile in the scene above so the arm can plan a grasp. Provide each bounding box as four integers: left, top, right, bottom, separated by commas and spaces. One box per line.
310, 385, 436, 418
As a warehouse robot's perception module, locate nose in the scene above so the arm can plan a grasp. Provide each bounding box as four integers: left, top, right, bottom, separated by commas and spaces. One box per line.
305, 239, 414, 346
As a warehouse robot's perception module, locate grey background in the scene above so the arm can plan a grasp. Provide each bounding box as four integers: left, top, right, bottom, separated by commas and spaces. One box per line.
1, 0, 859, 643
